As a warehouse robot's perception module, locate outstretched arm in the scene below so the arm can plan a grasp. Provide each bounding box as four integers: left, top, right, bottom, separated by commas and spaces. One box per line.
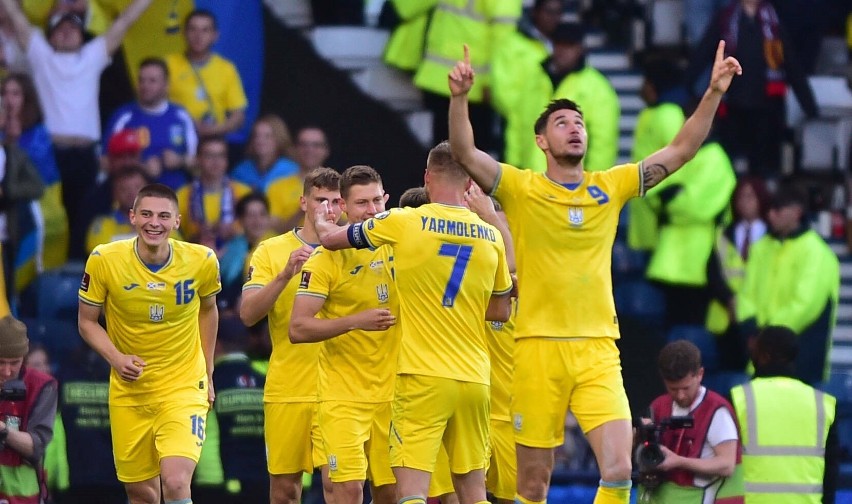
448, 45, 500, 192
642, 41, 742, 190
104, 0, 153, 55
0, 0, 34, 49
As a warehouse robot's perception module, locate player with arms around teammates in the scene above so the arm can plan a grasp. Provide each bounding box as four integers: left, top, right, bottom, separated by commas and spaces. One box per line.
448, 42, 742, 504
314, 141, 514, 504
78, 183, 221, 504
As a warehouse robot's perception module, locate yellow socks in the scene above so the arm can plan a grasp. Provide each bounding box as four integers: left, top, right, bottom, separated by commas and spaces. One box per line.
593, 479, 632, 504
514, 494, 546, 504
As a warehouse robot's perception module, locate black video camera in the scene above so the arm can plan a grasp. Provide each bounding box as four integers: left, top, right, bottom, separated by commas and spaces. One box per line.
634, 416, 694, 489
0, 379, 26, 402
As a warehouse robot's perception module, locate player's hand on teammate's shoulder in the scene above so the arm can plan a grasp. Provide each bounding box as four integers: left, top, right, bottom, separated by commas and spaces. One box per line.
111, 354, 146, 382
448, 44, 475, 97
354, 308, 397, 332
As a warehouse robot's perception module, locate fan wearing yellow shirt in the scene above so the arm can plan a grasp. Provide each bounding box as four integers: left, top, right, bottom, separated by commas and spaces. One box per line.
288, 165, 398, 504
239, 167, 342, 504
78, 183, 221, 504
314, 141, 514, 504
448, 43, 742, 504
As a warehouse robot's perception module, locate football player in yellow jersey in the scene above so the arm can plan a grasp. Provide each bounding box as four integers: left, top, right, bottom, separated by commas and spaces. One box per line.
448, 43, 742, 504
314, 141, 514, 504
78, 183, 221, 504
289, 165, 398, 504
239, 167, 342, 504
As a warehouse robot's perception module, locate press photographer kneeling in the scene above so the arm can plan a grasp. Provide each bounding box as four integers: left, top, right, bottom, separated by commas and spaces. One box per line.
637, 340, 744, 503
0, 316, 57, 504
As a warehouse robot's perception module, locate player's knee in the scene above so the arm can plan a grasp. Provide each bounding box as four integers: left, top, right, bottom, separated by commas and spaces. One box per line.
333, 480, 364, 504
159, 471, 191, 498
598, 454, 632, 482
516, 463, 550, 501
270, 475, 301, 504
126, 486, 159, 504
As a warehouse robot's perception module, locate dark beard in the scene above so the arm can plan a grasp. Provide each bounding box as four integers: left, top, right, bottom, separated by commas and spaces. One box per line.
554, 151, 584, 165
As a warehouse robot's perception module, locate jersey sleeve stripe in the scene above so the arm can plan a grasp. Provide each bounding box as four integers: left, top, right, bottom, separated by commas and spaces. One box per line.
295, 292, 328, 300
200, 287, 222, 299
242, 283, 265, 291
492, 286, 513, 296
489, 165, 504, 197
78, 295, 103, 307
638, 160, 646, 197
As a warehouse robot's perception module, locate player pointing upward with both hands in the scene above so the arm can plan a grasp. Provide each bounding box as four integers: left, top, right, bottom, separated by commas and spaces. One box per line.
448, 42, 741, 504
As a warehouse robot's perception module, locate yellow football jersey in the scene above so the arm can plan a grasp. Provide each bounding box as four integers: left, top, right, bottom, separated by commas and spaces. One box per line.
487, 299, 517, 421
297, 246, 400, 402
78, 238, 221, 406
493, 163, 642, 339
356, 204, 513, 385
243, 230, 319, 402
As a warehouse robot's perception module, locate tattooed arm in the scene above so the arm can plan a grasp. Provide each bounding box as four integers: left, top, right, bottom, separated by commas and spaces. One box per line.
642, 41, 742, 191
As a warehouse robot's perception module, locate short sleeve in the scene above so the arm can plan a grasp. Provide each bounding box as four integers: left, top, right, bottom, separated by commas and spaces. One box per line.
78, 247, 108, 306
296, 248, 336, 299
25, 31, 50, 62
81, 36, 110, 73
706, 407, 739, 447
607, 163, 642, 202
491, 163, 524, 216
359, 208, 409, 249
198, 247, 222, 298
244, 241, 273, 290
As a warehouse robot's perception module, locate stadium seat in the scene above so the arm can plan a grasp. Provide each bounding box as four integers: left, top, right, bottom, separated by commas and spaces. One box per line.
21, 317, 82, 356
34, 269, 83, 321
667, 325, 720, 373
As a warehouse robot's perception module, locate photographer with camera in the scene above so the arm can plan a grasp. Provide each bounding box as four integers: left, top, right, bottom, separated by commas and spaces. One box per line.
638, 340, 744, 503
731, 326, 838, 504
0, 316, 58, 504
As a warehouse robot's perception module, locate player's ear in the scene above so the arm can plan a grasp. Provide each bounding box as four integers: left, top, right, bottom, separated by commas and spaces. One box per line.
174, 214, 181, 229
535, 133, 548, 151
299, 195, 307, 213
383, 193, 390, 204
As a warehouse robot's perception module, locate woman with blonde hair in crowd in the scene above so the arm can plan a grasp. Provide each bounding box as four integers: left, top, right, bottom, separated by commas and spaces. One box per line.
230, 113, 299, 192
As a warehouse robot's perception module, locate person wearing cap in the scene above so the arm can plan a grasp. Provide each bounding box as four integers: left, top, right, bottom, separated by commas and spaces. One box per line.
513, 21, 619, 173
105, 57, 198, 191
0, 0, 152, 259
737, 186, 840, 385
0, 315, 58, 504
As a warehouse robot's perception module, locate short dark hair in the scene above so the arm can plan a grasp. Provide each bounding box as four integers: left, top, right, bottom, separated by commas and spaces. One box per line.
534, 99, 583, 134
426, 141, 468, 182
185, 9, 217, 30
236, 192, 269, 219
303, 167, 340, 196
399, 187, 429, 208
657, 340, 703, 382
769, 185, 809, 213
755, 326, 798, 368
340, 165, 383, 199
133, 183, 179, 211
139, 57, 169, 79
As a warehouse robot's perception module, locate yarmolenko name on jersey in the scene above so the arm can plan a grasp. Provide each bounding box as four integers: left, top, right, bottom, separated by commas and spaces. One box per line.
420, 216, 497, 242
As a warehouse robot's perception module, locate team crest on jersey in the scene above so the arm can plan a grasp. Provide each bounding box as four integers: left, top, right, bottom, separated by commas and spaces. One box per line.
169, 124, 185, 146
149, 304, 165, 322
328, 454, 338, 472
568, 207, 584, 227
513, 413, 523, 432
376, 283, 389, 304
147, 282, 166, 290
